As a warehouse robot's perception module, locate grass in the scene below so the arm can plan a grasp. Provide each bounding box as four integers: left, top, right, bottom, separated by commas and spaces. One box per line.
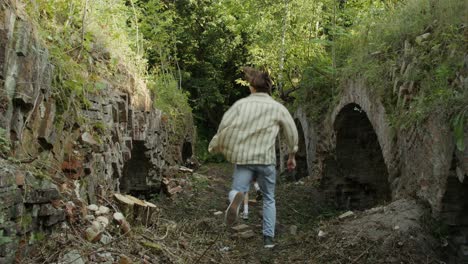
336, 0, 466, 126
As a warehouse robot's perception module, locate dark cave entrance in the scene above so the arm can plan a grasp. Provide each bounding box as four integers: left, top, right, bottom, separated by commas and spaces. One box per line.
182, 141, 193, 162
121, 141, 151, 194
323, 103, 391, 210
440, 154, 468, 263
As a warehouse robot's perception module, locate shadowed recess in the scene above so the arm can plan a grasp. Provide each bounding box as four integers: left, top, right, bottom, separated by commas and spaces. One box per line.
182, 140, 193, 162
440, 153, 468, 264
121, 140, 151, 193
324, 103, 391, 210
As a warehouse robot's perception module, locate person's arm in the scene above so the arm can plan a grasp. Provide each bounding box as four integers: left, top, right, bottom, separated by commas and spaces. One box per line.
208, 104, 238, 153
278, 106, 299, 171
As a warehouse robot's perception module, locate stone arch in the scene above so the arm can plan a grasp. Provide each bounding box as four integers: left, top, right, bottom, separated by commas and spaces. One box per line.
329, 103, 391, 209
293, 107, 316, 178
330, 81, 395, 175
276, 107, 316, 180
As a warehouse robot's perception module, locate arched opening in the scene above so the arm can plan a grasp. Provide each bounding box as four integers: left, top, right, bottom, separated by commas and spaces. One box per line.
294, 118, 308, 179
121, 141, 151, 193
440, 153, 468, 264
323, 103, 391, 210
182, 141, 193, 162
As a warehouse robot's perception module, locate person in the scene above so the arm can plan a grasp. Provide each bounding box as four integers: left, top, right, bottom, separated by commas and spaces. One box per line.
208, 67, 298, 249
240, 179, 262, 220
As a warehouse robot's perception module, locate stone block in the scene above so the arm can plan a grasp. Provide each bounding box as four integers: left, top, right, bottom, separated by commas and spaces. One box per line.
24, 187, 60, 204
15, 171, 25, 187
0, 240, 17, 258
9, 107, 23, 141
111, 125, 122, 143
43, 209, 65, 226
82, 109, 103, 120
112, 104, 119, 123
14, 19, 30, 57
0, 29, 7, 79
38, 204, 57, 216
10, 202, 24, 219
117, 100, 128, 123
61, 158, 83, 180
37, 98, 56, 149
14, 57, 35, 107
88, 98, 102, 111
0, 188, 21, 209
102, 104, 113, 125
0, 170, 15, 188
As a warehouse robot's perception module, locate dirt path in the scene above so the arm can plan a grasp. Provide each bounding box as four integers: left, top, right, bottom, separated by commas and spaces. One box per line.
155, 163, 330, 263
154, 163, 442, 264
25, 163, 442, 264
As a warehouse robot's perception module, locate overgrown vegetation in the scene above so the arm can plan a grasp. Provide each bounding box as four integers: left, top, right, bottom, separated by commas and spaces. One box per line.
335, 0, 467, 128
26, 0, 141, 113
21, 0, 465, 157
24, 0, 192, 140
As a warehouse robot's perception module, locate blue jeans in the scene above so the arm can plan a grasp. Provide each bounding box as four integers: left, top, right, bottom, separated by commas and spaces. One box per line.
229, 164, 276, 237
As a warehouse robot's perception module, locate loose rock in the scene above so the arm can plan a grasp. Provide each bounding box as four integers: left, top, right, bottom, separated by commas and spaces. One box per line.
290, 225, 298, 236
318, 230, 327, 238
338, 211, 355, 220
97, 205, 110, 215
97, 216, 109, 228
88, 204, 99, 212
238, 230, 255, 239
231, 224, 250, 232
85, 227, 102, 242
60, 250, 85, 264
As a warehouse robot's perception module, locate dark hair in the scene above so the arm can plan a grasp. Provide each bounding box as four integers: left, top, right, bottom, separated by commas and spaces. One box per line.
243, 67, 272, 94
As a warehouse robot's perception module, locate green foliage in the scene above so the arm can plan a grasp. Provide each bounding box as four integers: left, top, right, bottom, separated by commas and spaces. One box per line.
333, 0, 466, 130
148, 73, 191, 120
453, 110, 466, 151
29, 231, 46, 244
194, 137, 225, 163
92, 121, 107, 135
25, 0, 145, 116
191, 173, 210, 192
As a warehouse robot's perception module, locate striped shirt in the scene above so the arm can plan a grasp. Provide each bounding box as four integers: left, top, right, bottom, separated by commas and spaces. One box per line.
208, 92, 298, 165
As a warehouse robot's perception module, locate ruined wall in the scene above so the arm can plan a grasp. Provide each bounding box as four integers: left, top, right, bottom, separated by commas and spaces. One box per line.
293, 107, 316, 178
315, 77, 466, 214
0, 1, 194, 262
280, 70, 466, 214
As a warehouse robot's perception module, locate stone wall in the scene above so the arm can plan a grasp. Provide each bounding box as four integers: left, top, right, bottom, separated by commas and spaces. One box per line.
0, 1, 194, 261
293, 107, 316, 178
315, 78, 467, 214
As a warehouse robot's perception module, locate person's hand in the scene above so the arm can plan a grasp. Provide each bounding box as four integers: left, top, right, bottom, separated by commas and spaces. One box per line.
287, 154, 296, 172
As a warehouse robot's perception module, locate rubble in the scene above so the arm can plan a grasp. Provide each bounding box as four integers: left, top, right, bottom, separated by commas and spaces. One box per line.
87, 204, 99, 211
60, 250, 85, 264
289, 225, 298, 235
